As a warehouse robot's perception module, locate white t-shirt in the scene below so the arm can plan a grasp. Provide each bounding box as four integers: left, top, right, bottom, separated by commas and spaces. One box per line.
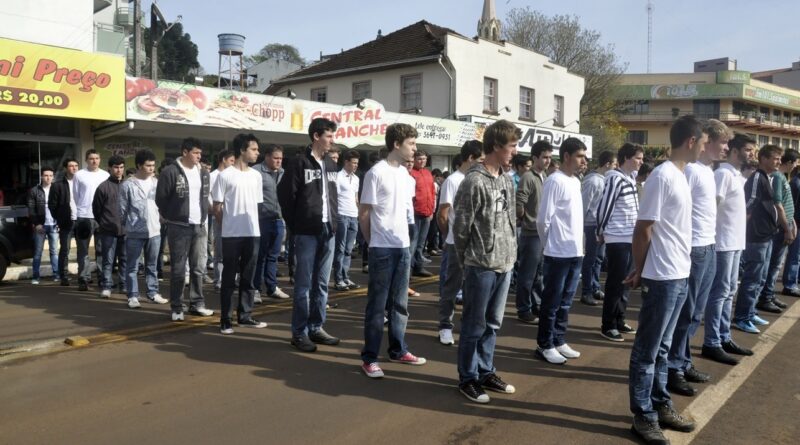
66, 178, 76, 221
684, 162, 716, 247
211, 167, 263, 238
178, 159, 202, 224
360, 160, 412, 248
133, 176, 161, 238
406, 172, 416, 225
438, 170, 465, 245
73, 168, 110, 218
714, 163, 746, 252
537, 170, 584, 258
43, 185, 55, 226
639, 161, 692, 281
209, 169, 220, 206
336, 169, 359, 218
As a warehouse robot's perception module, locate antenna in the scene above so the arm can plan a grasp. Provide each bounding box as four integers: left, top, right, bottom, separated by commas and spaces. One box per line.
647, 0, 654, 73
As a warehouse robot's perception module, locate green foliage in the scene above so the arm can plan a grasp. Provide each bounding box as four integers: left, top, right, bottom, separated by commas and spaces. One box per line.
145, 23, 200, 82
245, 43, 305, 67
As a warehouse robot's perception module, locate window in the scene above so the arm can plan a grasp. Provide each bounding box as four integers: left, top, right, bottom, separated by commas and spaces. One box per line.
553, 95, 564, 126
400, 74, 422, 112
310, 87, 327, 103
693, 99, 719, 119
772, 136, 781, 146
626, 130, 648, 145
352, 81, 371, 101
624, 100, 649, 114
519, 86, 534, 120
758, 135, 769, 147
783, 138, 791, 148
483, 77, 498, 113
792, 140, 799, 150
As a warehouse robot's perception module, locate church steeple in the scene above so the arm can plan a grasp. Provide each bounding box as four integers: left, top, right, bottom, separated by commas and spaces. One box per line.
477, 0, 501, 41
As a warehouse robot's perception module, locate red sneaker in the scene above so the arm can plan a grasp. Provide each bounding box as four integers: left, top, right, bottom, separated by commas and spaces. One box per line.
389, 352, 427, 365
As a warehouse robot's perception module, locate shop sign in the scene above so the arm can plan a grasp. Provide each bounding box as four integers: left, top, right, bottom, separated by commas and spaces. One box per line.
0, 38, 125, 121
469, 116, 593, 157
612, 83, 740, 101
717, 70, 751, 85
743, 85, 800, 111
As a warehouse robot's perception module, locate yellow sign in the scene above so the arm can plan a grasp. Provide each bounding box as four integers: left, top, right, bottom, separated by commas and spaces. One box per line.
0, 38, 125, 121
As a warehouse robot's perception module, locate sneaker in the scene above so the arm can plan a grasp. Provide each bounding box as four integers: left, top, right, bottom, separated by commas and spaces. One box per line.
439, 328, 455, 345
722, 340, 753, 356
701, 345, 739, 365
269, 288, 290, 299
203, 275, 214, 284
536, 347, 567, 364
171, 312, 184, 322
389, 352, 427, 365
220, 319, 234, 335
781, 287, 800, 297
455, 296, 463, 306
408, 288, 420, 297
619, 323, 637, 334
31, 279, 40, 285
601, 329, 624, 342
750, 315, 770, 326
127, 297, 141, 309
309, 328, 340, 345
459, 380, 490, 404
580, 295, 598, 306
335, 282, 350, 291
383, 316, 389, 325
361, 362, 384, 378
362, 265, 369, 274
78, 280, 88, 291
656, 404, 696, 432
421, 256, 432, 264
684, 365, 711, 383
346, 280, 361, 290
291, 335, 317, 352
555, 344, 580, 359
189, 306, 214, 317
593, 290, 605, 300
772, 298, 788, 309
631, 415, 669, 445
237, 317, 267, 328
100, 289, 111, 299
733, 320, 760, 333
412, 269, 433, 278
253, 291, 263, 304
184, 275, 190, 286
148, 294, 168, 304
157, 272, 164, 281
666, 370, 696, 397
756, 300, 782, 314
481, 373, 515, 394
517, 312, 538, 324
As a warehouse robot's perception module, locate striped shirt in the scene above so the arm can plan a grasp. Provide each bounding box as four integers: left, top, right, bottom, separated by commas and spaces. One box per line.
596, 169, 639, 244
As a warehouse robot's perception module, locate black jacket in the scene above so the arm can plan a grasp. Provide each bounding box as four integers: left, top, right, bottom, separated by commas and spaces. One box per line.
93, 177, 125, 236
745, 169, 778, 243
278, 147, 338, 235
49, 177, 73, 228
155, 161, 210, 225
27, 185, 48, 226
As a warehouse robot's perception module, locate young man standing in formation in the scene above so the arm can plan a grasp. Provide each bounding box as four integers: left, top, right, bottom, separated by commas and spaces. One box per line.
73, 149, 109, 291
580, 150, 615, 306
93, 155, 127, 299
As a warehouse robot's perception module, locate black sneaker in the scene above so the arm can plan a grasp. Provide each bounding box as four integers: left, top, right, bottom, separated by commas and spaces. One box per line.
701, 345, 739, 365
309, 328, 340, 345
60, 278, 70, 286
722, 340, 753, 356
631, 415, 669, 445
517, 311, 538, 324
684, 365, 711, 383
756, 300, 782, 314
78, 280, 88, 291
237, 317, 267, 328
601, 329, 624, 342
656, 404, 695, 432
666, 370, 696, 396
459, 380, 490, 404
220, 319, 234, 335
772, 298, 788, 309
580, 295, 598, 306
412, 269, 433, 278
480, 373, 516, 394
593, 290, 605, 300
782, 287, 800, 297
291, 335, 317, 352
619, 323, 637, 334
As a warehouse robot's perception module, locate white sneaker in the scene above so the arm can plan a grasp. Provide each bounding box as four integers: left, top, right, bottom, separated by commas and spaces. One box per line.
253, 291, 262, 304
149, 293, 168, 304
555, 344, 581, 359
439, 329, 455, 345
31, 279, 40, 285
100, 289, 111, 299
171, 312, 184, 321
537, 347, 567, 364
269, 287, 290, 299
127, 297, 141, 309
191, 307, 214, 317
184, 275, 190, 286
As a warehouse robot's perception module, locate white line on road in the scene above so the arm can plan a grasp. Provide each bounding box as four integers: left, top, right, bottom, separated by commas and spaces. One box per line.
666, 301, 800, 444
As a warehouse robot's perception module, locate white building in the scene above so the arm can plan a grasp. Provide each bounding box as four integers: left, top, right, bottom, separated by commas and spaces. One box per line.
246, 58, 303, 93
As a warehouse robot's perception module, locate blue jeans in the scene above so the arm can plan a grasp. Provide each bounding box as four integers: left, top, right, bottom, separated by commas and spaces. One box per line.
782, 223, 800, 290
667, 244, 716, 373
734, 241, 773, 323
704, 250, 741, 348
516, 234, 543, 316
254, 218, 284, 294
582, 225, 605, 295
292, 224, 335, 337
125, 236, 160, 299
166, 223, 208, 312
629, 278, 688, 421
457, 266, 511, 384
98, 233, 126, 291
332, 215, 358, 284
361, 247, 410, 363
537, 256, 582, 349
32, 225, 59, 280
410, 215, 431, 272
760, 230, 788, 303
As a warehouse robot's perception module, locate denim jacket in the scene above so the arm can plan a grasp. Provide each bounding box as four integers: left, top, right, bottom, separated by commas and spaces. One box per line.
120, 176, 159, 239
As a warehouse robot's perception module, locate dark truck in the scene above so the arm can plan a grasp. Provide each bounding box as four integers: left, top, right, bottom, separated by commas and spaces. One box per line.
0, 205, 34, 281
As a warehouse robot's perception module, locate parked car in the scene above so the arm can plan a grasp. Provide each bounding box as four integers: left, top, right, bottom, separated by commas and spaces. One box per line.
0, 205, 34, 281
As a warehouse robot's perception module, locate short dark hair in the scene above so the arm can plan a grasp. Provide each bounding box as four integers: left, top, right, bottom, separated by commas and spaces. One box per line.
782, 149, 800, 164
108, 155, 125, 167
460, 140, 483, 161
41, 166, 54, 175
85, 149, 99, 160
669, 115, 704, 149
431, 168, 443, 178
414, 150, 428, 159
159, 157, 175, 174
530, 140, 553, 158
232, 133, 259, 159
134, 149, 156, 168
451, 154, 463, 171
385, 123, 418, 151
263, 144, 283, 157
342, 149, 360, 162
729, 133, 757, 152
512, 154, 530, 168
181, 137, 203, 153
559, 137, 587, 159
758, 144, 783, 161
617, 143, 644, 165
597, 150, 615, 167
62, 158, 79, 168
638, 162, 654, 179
483, 120, 522, 155
308, 117, 337, 142
215, 149, 235, 165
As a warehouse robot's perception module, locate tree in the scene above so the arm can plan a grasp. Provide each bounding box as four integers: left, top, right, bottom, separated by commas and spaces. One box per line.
245, 43, 305, 67
144, 23, 200, 82
503, 8, 629, 152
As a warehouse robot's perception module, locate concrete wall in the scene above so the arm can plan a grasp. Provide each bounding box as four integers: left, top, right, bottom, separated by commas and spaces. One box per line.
2, 0, 94, 51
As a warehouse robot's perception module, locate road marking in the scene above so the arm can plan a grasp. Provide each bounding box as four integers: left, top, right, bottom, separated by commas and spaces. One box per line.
666, 301, 800, 444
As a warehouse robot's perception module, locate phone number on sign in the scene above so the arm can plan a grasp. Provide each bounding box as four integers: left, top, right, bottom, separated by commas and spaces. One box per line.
0, 86, 70, 110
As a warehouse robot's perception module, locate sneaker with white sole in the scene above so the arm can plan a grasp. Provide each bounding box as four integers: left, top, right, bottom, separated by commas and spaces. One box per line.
362, 362, 384, 378
269, 288, 290, 299
481, 373, 516, 394
127, 297, 141, 309
31, 279, 40, 285
389, 352, 427, 365
439, 329, 455, 345
556, 344, 581, 359
171, 312, 184, 321
100, 289, 111, 299
601, 329, 624, 342
237, 317, 267, 328
536, 347, 567, 364
220, 319, 234, 335
459, 380, 490, 404
189, 306, 214, 317
148, 294, 168, 304
253, 291, 262, 304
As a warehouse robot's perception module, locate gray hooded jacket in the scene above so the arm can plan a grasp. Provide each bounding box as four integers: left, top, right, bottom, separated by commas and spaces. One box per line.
453, 163, 517, 273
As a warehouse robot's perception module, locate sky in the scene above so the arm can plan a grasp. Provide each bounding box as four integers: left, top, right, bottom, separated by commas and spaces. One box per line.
150, 0, 799, 76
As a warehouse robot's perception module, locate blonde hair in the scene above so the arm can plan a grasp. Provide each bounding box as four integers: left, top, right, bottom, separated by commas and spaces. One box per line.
704, 119, 734, 142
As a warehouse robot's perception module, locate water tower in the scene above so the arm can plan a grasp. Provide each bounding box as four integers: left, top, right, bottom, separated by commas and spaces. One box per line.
218, 33, 245, 91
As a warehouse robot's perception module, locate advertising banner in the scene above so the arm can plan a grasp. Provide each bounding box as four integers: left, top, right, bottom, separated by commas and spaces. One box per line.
0, 38, 125, 121
469, 116, 593, 157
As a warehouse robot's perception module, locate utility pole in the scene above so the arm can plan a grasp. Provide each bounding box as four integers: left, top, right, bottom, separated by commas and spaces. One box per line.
133, 0, 142, 76
647, 0, 654, 73
149, 2, 181, 82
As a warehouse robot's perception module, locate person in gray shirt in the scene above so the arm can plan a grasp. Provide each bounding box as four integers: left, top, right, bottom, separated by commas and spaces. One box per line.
253, 144, 290, 301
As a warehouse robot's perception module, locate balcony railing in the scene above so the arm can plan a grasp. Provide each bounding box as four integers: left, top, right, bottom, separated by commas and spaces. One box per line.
619, 110, 800, 129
